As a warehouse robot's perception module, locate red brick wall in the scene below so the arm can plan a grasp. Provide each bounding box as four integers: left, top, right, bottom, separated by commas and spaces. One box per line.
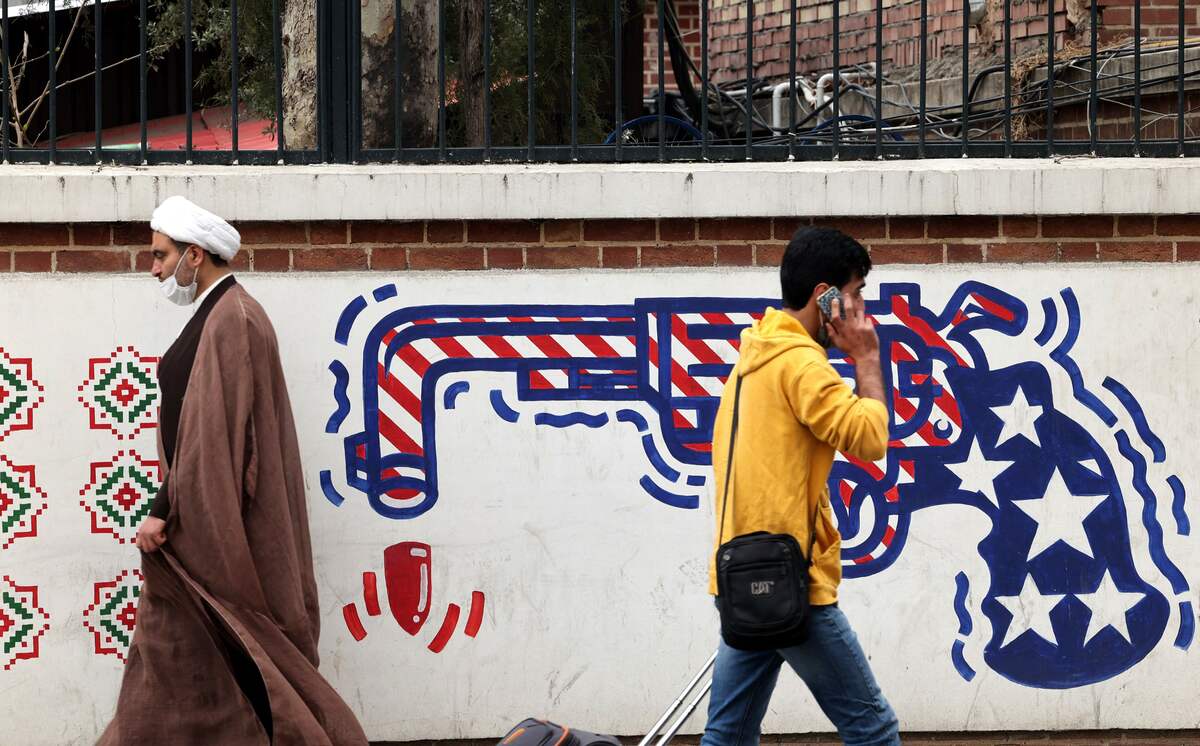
5, 215, 1200, 273
687, 0, 1199, 85
644, 0, 704, 96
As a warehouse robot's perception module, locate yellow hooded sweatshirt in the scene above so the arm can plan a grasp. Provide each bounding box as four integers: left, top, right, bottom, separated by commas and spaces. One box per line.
708, 307, 890, 605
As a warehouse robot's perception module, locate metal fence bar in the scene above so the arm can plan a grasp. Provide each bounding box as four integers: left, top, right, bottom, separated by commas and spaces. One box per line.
272, 0, 284, 159
48, 0, 56, 163
184, 0, 193, 160
1134, 0, 1142, 154
231, 0, 240, 161
788, 0, 796, 159
744, 0, 753, 159
657, 0, 666, 161
960, 0, 968, 156
874, 0, 883, 158
571, 0, 579, 161
1089, 0, 1098, 153
1178, 0, 1186, 156
918, 0, 927, 157
832, 0, 841, 157
701, 0, 709, 160
1004, 0, 1012, 155
140, 0, 147, 161
438, 0, 447, 159
484, 0, 493, 160
393, 0, 402, 159
350, 0, 363, 161
527, 0, 535, 162
1046, 0, 1055, 156
94, 0, 102, 158
1, 0, 8, 163
613, 0, 622, 161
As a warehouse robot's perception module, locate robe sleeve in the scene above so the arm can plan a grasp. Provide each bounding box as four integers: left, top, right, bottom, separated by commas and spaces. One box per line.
149, 476, 170, 520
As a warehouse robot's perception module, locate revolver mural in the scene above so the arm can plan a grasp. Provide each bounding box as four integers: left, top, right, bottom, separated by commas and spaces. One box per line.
323, 281, 1193, 688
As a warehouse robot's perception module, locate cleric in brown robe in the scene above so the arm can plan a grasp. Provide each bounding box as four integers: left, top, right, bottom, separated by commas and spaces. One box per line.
97, 196, 368, 746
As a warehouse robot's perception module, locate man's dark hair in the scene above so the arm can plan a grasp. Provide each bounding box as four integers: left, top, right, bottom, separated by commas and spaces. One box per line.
780, 226, 872, 309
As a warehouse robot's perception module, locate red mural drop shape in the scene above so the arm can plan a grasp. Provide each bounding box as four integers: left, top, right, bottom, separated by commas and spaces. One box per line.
343, 541, 486, 654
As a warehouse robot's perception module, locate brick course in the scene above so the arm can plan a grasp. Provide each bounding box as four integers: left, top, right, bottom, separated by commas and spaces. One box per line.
6, 216, 1200, 273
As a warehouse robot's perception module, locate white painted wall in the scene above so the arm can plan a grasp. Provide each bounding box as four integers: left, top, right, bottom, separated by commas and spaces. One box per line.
0, 267, 1196, 743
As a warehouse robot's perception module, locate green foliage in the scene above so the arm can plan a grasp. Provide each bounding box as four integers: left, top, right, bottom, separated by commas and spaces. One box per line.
449, 0, 615, 147
147, 0, 279, 117
147, 0, 617, 147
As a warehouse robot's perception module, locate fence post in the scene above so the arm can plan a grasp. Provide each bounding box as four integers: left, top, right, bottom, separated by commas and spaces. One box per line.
318, 0, 356, 163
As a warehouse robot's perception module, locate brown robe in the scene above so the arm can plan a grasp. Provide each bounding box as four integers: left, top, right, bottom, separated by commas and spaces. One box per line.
98, 280, 368, 746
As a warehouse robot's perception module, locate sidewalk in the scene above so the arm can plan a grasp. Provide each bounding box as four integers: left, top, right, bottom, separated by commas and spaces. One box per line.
373, 733, 1200, 746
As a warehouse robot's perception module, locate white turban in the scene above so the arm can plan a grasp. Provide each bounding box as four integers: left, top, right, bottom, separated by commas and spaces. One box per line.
150, 196, 241, 262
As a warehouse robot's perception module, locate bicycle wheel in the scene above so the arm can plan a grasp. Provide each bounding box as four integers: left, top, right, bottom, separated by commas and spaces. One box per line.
603, 115, 704, 145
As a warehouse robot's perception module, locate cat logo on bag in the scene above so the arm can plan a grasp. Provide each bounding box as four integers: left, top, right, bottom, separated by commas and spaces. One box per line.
750, 581, 775, 596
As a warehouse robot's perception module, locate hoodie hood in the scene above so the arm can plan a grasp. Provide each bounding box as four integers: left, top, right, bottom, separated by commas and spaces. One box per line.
737, 307, 825, 374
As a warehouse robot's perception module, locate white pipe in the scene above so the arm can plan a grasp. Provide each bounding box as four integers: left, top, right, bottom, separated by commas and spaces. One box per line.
771, 77, 815, 131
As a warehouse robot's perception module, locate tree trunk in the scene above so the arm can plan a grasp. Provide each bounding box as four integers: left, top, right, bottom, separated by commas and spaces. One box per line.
362, 0, 440, 149
282, 0, 318, 150
281, 0, 440, 151
458, 1, 486, 146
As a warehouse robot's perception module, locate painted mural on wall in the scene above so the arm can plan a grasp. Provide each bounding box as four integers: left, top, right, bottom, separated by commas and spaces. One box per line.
0, 343, 157, 673
323, 281, 1193, 691
0, 271, 1196, 741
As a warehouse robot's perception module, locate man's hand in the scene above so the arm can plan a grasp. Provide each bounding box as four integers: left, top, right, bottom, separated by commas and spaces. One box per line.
827, 294, 886, 407
135, 517, 168, 553
826, 294, 879, 360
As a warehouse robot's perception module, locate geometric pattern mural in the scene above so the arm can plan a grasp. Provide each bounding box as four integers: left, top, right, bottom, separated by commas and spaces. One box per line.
0, 456, 48, 551
82, 569, 143, 662
78, 347, 159, 441
0, 348, 44, 443
0, 576, 50, 671
79, 451, 161, 545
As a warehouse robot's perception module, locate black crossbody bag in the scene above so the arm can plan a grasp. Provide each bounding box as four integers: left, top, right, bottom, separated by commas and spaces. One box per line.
715, 375, 819, 651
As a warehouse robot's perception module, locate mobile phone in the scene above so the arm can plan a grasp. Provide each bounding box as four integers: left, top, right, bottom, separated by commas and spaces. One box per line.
817, 286, 844, 321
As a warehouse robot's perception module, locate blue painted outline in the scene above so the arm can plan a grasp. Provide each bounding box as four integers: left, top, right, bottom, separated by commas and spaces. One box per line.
641, 434, 682, 482
443, 381, 470, 410
373, 284, 398, 302
1035, 298, 1057, 346
1115, 430, 1190, 595
489, 390, 520, 423
325, 361, 352, 434
1050, 289, 1117, 426
1103, 377, 1167, 463
535, 412, 610, 429
335, 295, 368, 346
639, 475, 699, 509
319, 470, 346, 507
1168, 475, 1190, 536
953, 571, 974, 636
951, 640, 977, 681
1175, 601, 1195, 650
616, 409, 650, 434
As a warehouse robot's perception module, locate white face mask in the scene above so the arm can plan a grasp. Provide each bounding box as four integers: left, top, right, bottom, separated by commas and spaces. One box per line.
159, 250, 198, 306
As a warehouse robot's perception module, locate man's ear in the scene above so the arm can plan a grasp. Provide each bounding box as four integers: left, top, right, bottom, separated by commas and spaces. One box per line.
808, 282, 831, 306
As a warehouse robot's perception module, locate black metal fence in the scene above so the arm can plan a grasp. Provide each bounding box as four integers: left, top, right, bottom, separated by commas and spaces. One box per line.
0, 0, 1197, 165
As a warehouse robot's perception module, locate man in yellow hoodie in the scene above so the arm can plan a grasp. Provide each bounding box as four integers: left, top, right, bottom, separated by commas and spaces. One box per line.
701, 227, 900, 746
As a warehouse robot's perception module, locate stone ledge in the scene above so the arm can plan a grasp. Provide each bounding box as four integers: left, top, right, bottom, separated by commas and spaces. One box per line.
1, 158, 1199, 222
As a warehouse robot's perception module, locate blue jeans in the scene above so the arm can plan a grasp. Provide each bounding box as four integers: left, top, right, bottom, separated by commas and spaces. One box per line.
700, 605, 900, 746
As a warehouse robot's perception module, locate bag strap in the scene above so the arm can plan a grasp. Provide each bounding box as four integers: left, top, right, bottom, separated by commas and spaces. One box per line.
716, 375, 745, 548
716, 373, 823, 563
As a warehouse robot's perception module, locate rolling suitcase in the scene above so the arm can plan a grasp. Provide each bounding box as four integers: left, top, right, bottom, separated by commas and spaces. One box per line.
496, 649, 718, 746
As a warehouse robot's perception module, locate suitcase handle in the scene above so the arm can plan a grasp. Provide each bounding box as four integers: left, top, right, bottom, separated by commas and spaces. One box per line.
637, 650, 718, 746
